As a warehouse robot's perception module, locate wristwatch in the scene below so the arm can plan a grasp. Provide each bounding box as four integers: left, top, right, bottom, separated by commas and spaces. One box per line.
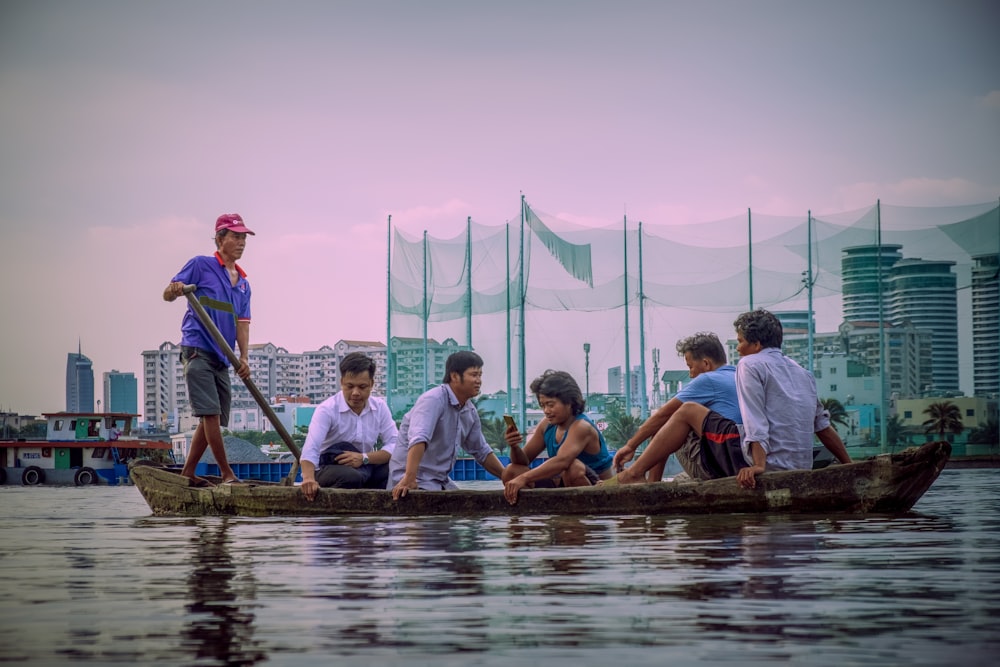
362, 454, 369, 465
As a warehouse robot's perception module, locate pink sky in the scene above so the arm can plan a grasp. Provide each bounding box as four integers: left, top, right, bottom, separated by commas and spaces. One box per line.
1, 1, 998, 415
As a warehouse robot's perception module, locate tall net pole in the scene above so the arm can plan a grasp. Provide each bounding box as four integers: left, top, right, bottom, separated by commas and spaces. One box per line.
807, 210, 814, 374
385, 214, 393, 412
623, 214, 632, 414
878, 200, 888, 453
518, 195, 527, 429
506, 222, 512, 417
466, 216, 472, 351
638, 221, 648, 419
748, 208, 754, 311
422, 230, 429, 393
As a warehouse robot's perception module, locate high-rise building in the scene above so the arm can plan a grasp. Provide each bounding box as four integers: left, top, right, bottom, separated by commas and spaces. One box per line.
836, 321, 933, 400
143, 338, 433, 431
302, 340, 388, 403
231, 342, 287, 409
303, 345, 340, 403
66, 345, 94, 412
841, 244, 903, 322
334, 340, 388, 395
103, 370, 138, 414
772, 310, 814, 335
229, 340, 390, 408
607, 366, 622, 395
607, 365, 642, 406
972, 253, 999, 398
387, 336, 463, 411
840, 245, 959, 396
142, 342, 185, 429
276, 347, 306, 399
730, 321, 932, 400
887, 258, 958, 393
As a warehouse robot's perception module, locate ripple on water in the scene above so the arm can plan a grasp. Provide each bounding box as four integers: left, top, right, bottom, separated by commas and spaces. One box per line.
0, 470, 998, 665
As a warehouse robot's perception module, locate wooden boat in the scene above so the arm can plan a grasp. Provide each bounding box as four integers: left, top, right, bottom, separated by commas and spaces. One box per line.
148, 287, 951, 517
130, 440, 951, 517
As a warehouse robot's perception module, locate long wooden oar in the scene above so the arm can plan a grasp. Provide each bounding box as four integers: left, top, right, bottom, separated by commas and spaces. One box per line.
182, 284, 301, 486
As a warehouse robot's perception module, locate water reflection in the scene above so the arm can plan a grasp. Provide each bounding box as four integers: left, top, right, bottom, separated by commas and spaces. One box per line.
506, 515, 610, 576
299, 517, 495, 655
1, 472, 996, 665
182, 519, 264, 666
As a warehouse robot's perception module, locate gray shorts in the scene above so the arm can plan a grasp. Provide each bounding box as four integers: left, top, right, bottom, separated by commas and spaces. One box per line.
674, 430, 715, 481
182, 346, 231, 427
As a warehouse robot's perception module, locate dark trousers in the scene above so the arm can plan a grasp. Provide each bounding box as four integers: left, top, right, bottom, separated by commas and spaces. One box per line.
315, 461, 389, 489
316, 441, 389, 489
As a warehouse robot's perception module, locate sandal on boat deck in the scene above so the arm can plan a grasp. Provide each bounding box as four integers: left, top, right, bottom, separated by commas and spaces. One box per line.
185, 476, 215, 488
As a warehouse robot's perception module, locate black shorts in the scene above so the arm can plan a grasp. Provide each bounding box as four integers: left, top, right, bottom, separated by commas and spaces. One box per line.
182, 346, 231, 427
698, 411, 748, 479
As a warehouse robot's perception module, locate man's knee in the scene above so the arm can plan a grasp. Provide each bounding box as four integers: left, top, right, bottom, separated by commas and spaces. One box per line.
502, 463, 529, 483
563, 460, 591, 486
200, 414, 224, 438
674, 402, 709, 430
316, 465, 366, 489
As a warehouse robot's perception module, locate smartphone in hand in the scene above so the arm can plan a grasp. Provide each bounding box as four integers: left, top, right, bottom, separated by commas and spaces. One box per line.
503, 415, 517, 430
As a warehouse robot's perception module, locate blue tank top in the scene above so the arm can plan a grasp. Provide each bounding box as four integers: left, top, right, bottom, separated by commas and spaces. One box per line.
543, 414, 614, 474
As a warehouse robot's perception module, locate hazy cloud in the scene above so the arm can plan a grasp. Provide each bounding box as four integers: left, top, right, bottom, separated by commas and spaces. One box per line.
981, 90, 1000, 109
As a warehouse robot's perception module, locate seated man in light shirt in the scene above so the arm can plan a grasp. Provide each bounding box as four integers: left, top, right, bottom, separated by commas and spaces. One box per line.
733, 309, 851, 489
388, 351, 507, 499
607, 331, 746, 485
299, 352, 398, 500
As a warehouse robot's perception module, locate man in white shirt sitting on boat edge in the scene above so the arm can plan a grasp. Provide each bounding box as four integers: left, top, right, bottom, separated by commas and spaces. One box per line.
299, 352, 398, 500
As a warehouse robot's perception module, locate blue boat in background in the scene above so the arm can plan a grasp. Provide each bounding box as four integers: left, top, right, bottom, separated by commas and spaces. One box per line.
0, 411, 172, 486
196, 454, 550, 484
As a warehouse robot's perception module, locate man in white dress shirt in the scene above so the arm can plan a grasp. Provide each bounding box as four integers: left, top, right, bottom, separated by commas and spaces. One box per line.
300, 352, 398, 499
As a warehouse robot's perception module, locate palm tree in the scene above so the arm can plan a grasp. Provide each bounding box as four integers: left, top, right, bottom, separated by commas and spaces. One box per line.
601, 404, 642, 450
820, 398, 848, 430
472, 395, 495, 422
885, 414, 905, 450
921, 401, 964, 439
391, 407, 409, 425
967, 418, 998, 445
473, 397, 508, 455
480, 416, 509, 455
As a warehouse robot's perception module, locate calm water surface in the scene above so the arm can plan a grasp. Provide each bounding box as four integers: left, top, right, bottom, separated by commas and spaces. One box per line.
1, 469, 997, 666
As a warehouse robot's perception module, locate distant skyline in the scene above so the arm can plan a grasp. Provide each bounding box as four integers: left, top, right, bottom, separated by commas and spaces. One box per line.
1, 1, 998, 415
65, 350, 94, 414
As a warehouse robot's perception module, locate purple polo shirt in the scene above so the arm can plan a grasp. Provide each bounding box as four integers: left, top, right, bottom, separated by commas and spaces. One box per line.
171, 252, 251, 366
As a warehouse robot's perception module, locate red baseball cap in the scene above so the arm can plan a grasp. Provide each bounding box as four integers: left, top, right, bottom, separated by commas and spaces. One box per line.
215, 213, 255, 235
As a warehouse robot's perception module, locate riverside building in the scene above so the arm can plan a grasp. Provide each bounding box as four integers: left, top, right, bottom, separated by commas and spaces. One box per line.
141, 337, 462, 431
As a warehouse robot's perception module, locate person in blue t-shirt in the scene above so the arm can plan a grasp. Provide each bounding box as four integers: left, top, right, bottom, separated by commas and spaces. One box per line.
162, 213, 255, 487
609, 332, 746, 484
502, 370, 614, 504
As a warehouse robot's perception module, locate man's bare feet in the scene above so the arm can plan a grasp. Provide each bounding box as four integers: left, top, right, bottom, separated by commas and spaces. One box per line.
615, 468, 645, 485
182, 475, 215, 488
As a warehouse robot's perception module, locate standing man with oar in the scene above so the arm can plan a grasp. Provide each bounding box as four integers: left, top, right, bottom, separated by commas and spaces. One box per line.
163, 213, 255, 486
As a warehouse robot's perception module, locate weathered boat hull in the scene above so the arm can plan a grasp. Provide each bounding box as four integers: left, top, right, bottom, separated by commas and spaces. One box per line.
130, 441, 951, 517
